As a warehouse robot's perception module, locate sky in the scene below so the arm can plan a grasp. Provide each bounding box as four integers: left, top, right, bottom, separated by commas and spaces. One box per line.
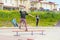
46, 0, 60, 9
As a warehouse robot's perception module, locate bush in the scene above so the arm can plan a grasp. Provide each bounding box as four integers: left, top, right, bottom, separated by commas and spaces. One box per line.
0, 10, 60, 27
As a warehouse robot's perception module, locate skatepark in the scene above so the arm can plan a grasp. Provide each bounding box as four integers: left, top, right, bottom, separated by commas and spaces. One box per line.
0, 27, 60, 40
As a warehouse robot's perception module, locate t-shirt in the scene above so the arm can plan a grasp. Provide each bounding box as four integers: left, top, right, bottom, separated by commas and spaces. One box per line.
36, 15, 39, 20
20, 11, 28, 19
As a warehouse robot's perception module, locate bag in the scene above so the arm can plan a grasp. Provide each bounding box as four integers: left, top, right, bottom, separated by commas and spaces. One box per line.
11, 18, 18, 27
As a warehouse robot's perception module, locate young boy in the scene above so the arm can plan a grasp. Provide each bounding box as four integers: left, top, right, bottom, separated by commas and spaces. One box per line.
19, 8, 34, 31
11, 18, 18, 27
36, 14, 40, 27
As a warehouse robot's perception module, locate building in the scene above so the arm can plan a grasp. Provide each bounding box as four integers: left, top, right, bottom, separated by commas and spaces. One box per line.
39, 1, 58, 11
0, 0, 58, 11
19, 0, 58, 11
0, 0, 3, 10
0, 0, 20, 10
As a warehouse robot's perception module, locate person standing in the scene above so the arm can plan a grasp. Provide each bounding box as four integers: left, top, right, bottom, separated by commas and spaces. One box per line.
36, 14, 40, 27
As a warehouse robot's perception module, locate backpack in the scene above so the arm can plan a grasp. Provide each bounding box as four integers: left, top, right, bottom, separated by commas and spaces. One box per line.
11, 18, 18, 27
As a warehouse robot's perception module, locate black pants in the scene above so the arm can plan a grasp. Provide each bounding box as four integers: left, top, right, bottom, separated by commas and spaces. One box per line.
36, 19, 39, 26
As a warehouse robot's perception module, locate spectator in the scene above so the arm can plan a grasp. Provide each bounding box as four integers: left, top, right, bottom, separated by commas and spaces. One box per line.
36, 14, 40, 27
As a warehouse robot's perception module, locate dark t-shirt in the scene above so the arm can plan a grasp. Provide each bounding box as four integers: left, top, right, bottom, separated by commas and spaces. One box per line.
20, 11, 28, 19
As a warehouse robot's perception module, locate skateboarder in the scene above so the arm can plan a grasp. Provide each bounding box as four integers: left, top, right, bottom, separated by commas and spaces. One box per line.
19, 9, 34, 31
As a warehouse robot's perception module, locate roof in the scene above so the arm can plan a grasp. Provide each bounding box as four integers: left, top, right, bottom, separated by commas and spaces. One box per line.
3, 5, 19, 8
40, 1, 58, 5
19, 5, 26, 8
30, 0, 43, 3
0, 3, 3, 4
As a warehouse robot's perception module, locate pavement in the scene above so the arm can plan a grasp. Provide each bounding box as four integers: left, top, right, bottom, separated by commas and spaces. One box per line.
55, 20, 60, 26
0, 27, 60, 40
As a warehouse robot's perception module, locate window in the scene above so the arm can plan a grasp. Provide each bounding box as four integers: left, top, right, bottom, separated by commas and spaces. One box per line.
31, 4, 34, 6
5, 0, 7, 3
0, 0, 2, 2
0, 6, 2, 10
10, 0, 12, 3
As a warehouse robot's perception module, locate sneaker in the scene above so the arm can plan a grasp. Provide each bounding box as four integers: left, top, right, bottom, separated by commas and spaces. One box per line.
25, 29, 28, 31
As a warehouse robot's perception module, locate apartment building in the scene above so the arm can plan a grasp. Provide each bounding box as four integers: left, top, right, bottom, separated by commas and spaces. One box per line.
0, 0, 58, 11
0, 0, 20, 10
0, 0, 3, 10
19, 0, 58, 11
39, 1, 58, 10
19, 0, 43, 12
